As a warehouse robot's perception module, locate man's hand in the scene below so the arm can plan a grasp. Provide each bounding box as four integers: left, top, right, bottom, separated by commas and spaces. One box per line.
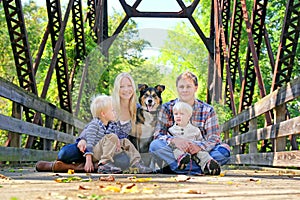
171, 137, 191, 152
77, 139, 86, 153
187, 142, 202, 154
171, 138, 202, 154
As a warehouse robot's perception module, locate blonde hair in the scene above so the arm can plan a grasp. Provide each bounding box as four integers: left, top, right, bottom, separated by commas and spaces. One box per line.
173, 101, 193, 118
111, 72, 137, 128
90, 95, 112, 118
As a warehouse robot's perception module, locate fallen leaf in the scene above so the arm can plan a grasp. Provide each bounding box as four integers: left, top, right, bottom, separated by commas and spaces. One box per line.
121, 183, 138, 193
100, 175, 115, 182
81, 178, 92, 182
175, 175, 191, 182
128, 177, 152, 182
78, 185, 91, 190
101, 185, 121, 192
55, 176, 82, 183
0, 174, 11, 180
55, 178, 68, 183
187, 189, 205, 194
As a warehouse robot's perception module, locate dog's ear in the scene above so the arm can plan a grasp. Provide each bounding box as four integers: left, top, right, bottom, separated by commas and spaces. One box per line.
138, 84, 148, 92
155, 85, 165, 93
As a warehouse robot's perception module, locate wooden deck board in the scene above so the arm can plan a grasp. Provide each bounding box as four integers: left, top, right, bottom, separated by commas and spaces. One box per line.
1, 166, 300, 200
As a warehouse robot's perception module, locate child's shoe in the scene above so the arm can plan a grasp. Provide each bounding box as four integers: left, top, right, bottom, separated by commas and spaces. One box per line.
203, 159, 220, 175
98, 162, 122, 174
132, 162, 153, 174
177, 153, 191, 170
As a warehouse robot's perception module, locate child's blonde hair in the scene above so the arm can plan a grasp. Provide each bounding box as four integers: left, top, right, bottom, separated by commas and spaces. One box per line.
90, 95, 112, 118
173, 101, 193, 118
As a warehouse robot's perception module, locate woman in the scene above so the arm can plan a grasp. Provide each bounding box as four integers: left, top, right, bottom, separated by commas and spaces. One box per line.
111, 72, 137, 138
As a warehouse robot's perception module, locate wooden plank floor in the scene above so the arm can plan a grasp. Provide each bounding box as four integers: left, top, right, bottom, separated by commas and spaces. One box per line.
1, 165, 299, 200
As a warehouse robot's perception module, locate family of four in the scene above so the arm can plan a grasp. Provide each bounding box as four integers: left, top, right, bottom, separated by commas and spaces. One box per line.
36, 71, 230, 175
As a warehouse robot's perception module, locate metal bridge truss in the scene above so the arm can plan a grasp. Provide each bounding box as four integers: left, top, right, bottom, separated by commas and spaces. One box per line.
2, 0, 299, 150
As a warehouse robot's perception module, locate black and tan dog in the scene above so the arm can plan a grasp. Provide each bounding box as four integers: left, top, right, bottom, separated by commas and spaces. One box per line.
129, 84, 165, 156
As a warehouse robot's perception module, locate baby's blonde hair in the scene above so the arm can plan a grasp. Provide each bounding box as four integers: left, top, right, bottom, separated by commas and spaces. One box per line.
90, 95, 112, 118
173, 101, 193, 118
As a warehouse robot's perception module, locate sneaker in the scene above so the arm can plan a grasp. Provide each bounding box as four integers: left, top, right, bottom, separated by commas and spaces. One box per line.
98, 162, 122, 174
177, 153, 191, 170
132, 162, 153, 174
203, 159, 220, 175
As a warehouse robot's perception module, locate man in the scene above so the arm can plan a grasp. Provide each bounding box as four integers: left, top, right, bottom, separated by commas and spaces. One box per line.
149, 71, 230, 175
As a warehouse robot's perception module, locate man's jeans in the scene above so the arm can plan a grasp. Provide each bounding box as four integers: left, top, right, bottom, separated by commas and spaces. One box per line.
149, 139, 230, 175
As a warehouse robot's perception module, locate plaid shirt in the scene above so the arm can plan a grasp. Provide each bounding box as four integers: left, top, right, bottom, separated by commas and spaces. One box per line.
78, 118, 128, 155
154, 98, 221, 152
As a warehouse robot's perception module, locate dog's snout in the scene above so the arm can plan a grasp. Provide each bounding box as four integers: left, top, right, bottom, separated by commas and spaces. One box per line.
147, 99, 153, 104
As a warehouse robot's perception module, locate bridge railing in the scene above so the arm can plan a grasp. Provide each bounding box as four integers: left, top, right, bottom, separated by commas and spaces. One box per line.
221, 77, 300, 168
0, 77, 86, 163
1, 75, 299, 168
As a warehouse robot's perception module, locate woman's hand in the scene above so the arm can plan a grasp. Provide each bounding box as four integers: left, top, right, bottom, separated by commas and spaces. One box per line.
77, 139, 86, 153
84, 154, 94, 172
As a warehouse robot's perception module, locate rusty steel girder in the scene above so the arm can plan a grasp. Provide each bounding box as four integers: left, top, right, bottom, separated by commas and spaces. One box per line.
70, 0, 86, 90
224, 0, 243, 111
87, 0, 108, 44
44, 0, 72, 113
2, 0, 42, 148
2, 0, 37, 94
271, 0, 300, 91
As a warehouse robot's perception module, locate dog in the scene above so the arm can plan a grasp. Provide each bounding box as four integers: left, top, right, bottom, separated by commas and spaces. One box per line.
129, 84, 165, 157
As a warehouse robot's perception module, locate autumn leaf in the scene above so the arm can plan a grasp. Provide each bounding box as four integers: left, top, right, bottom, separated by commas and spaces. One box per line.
78, 185, 91, 190
128, 176, 152, 182
100, 175, 115, 182
55, 176, 82, 183
187, 189, 205, 194
101, 185, 121, 192
175, 175, 191, 182
120, 183, 138, 193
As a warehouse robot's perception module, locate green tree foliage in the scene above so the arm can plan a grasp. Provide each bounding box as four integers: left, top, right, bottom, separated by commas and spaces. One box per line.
72, 11, 152, 120
155, 0, 210, 102
157, 0, 299, 124
0, 3, 152, 141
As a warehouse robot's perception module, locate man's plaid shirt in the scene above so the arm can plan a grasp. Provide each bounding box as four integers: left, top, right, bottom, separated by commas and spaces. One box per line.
154, 98, 221, 152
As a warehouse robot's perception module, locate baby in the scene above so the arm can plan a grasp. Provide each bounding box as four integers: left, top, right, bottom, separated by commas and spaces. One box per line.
168, 101, 220, 173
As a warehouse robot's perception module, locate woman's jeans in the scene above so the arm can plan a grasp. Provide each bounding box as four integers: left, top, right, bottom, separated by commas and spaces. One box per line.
149, 139, 230, 175
57, 143, 85, 163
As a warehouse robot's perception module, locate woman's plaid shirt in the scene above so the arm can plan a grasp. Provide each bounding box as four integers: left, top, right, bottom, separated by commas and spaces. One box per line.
154, 98, 221, 152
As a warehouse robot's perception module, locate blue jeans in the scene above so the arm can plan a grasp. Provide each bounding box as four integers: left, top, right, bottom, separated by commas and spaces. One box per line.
149, 139, 230, 175
57, 143, 85, 164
